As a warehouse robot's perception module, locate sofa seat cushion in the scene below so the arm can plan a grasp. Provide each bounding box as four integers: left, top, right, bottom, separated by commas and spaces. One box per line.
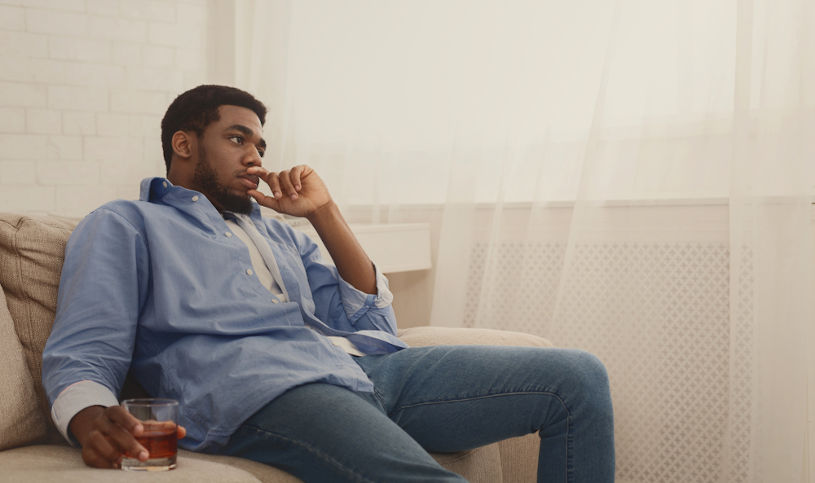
0, 445, 300, 483
432, 444, 503, 482
0, 444, 506, 483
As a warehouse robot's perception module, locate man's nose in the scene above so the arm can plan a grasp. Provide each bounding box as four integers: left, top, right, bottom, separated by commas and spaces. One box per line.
244, 148, 262, 167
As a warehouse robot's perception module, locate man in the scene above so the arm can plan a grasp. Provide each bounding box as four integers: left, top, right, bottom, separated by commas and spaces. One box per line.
42, 85, 615, 482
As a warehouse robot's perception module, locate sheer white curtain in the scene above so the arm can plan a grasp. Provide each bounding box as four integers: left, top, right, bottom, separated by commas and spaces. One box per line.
229, 0, 815, 481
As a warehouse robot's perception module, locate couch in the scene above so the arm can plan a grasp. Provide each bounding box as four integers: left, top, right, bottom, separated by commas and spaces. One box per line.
0, 213, 551, 482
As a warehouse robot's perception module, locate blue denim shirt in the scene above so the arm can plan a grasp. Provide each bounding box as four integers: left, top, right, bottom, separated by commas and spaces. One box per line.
42, 177, 406, 451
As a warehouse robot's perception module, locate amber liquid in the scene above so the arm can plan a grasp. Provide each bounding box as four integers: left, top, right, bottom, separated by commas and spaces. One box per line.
134, 425, 177, 459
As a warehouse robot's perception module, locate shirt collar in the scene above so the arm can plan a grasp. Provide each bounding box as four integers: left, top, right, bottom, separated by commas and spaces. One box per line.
139, 177, 167, 201
139, 177, 264, 223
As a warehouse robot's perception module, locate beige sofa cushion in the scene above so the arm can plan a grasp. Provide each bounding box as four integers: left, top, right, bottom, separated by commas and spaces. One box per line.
399, 325, 553, 348
0, 282, 49, 450
0, 213, 80, 442
0, 445, 297, 482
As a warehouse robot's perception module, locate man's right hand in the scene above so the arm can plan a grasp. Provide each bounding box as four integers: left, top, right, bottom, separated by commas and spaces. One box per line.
69, 405, 148, 469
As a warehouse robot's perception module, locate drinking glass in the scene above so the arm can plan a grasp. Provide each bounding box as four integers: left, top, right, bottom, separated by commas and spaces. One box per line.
120, 398, 179, 471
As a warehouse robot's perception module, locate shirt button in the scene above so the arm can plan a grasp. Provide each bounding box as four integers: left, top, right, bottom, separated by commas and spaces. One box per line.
162, 181, 168, 188
191, 195, 199, 202
246, 268, 253, 276
225, 232, 233, 238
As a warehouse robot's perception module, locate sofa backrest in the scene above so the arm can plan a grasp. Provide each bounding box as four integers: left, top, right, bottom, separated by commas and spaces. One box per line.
0, 281, 49, 450
0, 213, 80, 445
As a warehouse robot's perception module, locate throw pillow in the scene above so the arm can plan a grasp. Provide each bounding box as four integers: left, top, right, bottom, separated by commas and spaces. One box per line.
0, 213, 79, 442
0, 282, 48, 450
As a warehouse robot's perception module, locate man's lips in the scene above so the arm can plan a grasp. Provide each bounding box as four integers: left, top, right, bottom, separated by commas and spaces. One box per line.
238, 175, 259, 190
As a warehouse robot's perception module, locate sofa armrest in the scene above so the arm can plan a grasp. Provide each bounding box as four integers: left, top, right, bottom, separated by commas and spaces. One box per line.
398, 325, 553, 348
397, 325, 549, 482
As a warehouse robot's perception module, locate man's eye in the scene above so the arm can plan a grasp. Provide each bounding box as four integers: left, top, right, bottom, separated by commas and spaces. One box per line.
229, 135, 244, 144
257, 148, 265, 157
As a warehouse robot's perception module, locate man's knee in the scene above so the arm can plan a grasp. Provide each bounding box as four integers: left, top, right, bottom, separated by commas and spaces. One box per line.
562, 350, 613, 416
524, 349, 612, 409
572, 350, 610, 388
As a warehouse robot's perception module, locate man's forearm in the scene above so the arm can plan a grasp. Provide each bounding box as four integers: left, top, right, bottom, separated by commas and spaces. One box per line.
306, 201, 376, 294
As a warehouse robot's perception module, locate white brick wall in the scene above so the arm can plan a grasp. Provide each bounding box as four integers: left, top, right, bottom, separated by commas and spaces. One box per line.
0, 0, 212, 216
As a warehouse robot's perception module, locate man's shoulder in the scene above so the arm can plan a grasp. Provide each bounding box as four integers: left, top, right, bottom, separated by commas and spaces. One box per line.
81, 199, 171, 230
92, 198, 163, 217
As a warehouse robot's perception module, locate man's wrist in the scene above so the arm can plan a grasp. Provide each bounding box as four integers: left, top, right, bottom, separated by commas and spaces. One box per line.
51, 380, 120, 446
305, 200, 340, 227
69, 405, 106, 446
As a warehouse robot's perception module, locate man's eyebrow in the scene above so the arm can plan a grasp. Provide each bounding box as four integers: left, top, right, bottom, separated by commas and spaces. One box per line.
227, 124, 266, 150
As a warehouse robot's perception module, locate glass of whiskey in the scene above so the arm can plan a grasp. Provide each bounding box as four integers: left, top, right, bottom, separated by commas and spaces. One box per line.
121, 398, 179, 471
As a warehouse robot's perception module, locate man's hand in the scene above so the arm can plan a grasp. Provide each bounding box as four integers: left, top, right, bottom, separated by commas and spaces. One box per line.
69, 405, 186, 469
246, 165, 333, 219
249, 164, 376, 293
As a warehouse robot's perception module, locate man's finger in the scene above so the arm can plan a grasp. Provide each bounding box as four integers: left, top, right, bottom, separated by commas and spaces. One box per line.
278, 170, 297, 199
246, 166, 270, 179
83, 430, 122, 468
249, 190, 280, 211
290, 165, 304, 191
247, 166, 282, 199
106, 405, 143, 435
103, 406, 149, 461
265, 172, 283, 199
106, 419, 148, 461
82, 448, 118, 469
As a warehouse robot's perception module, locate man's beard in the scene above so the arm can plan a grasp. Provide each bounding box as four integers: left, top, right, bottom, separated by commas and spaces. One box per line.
193, 148, 252, 214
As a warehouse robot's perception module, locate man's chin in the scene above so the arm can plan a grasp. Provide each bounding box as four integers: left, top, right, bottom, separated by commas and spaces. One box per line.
214, 193, 253, 214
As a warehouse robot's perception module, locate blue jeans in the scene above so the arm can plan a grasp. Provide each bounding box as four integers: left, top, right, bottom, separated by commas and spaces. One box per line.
219, 346, 615, 482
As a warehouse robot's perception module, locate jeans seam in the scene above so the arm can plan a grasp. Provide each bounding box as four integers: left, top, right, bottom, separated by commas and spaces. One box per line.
239, 423, 378, 483
395, 389, 571, 415
372, 387, 386, 407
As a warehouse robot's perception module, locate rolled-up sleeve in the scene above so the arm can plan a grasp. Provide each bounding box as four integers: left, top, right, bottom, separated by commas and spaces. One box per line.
336, 263, 394, 315
290, 225, 398, 336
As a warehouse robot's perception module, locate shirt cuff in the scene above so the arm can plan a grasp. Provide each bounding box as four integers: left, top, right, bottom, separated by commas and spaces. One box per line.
337, 263, 394, 319
51, 380, 120, 446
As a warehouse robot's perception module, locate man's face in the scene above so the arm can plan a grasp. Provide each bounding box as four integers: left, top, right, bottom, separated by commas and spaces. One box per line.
191, 105, 266, 214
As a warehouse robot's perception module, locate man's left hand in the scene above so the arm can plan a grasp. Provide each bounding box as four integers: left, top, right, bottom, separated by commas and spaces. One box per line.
246, 165, 332, 218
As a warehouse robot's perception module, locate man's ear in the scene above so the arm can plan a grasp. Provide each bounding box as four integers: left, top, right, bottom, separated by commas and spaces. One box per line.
171, 130, 195, 160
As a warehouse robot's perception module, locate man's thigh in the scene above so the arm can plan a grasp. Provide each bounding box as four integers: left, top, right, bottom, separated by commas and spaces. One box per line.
355, 345, 610, 454
220, 382, 464, 483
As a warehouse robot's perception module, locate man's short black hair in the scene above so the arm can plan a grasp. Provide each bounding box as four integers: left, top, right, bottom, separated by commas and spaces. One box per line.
161, 85, 267, 173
